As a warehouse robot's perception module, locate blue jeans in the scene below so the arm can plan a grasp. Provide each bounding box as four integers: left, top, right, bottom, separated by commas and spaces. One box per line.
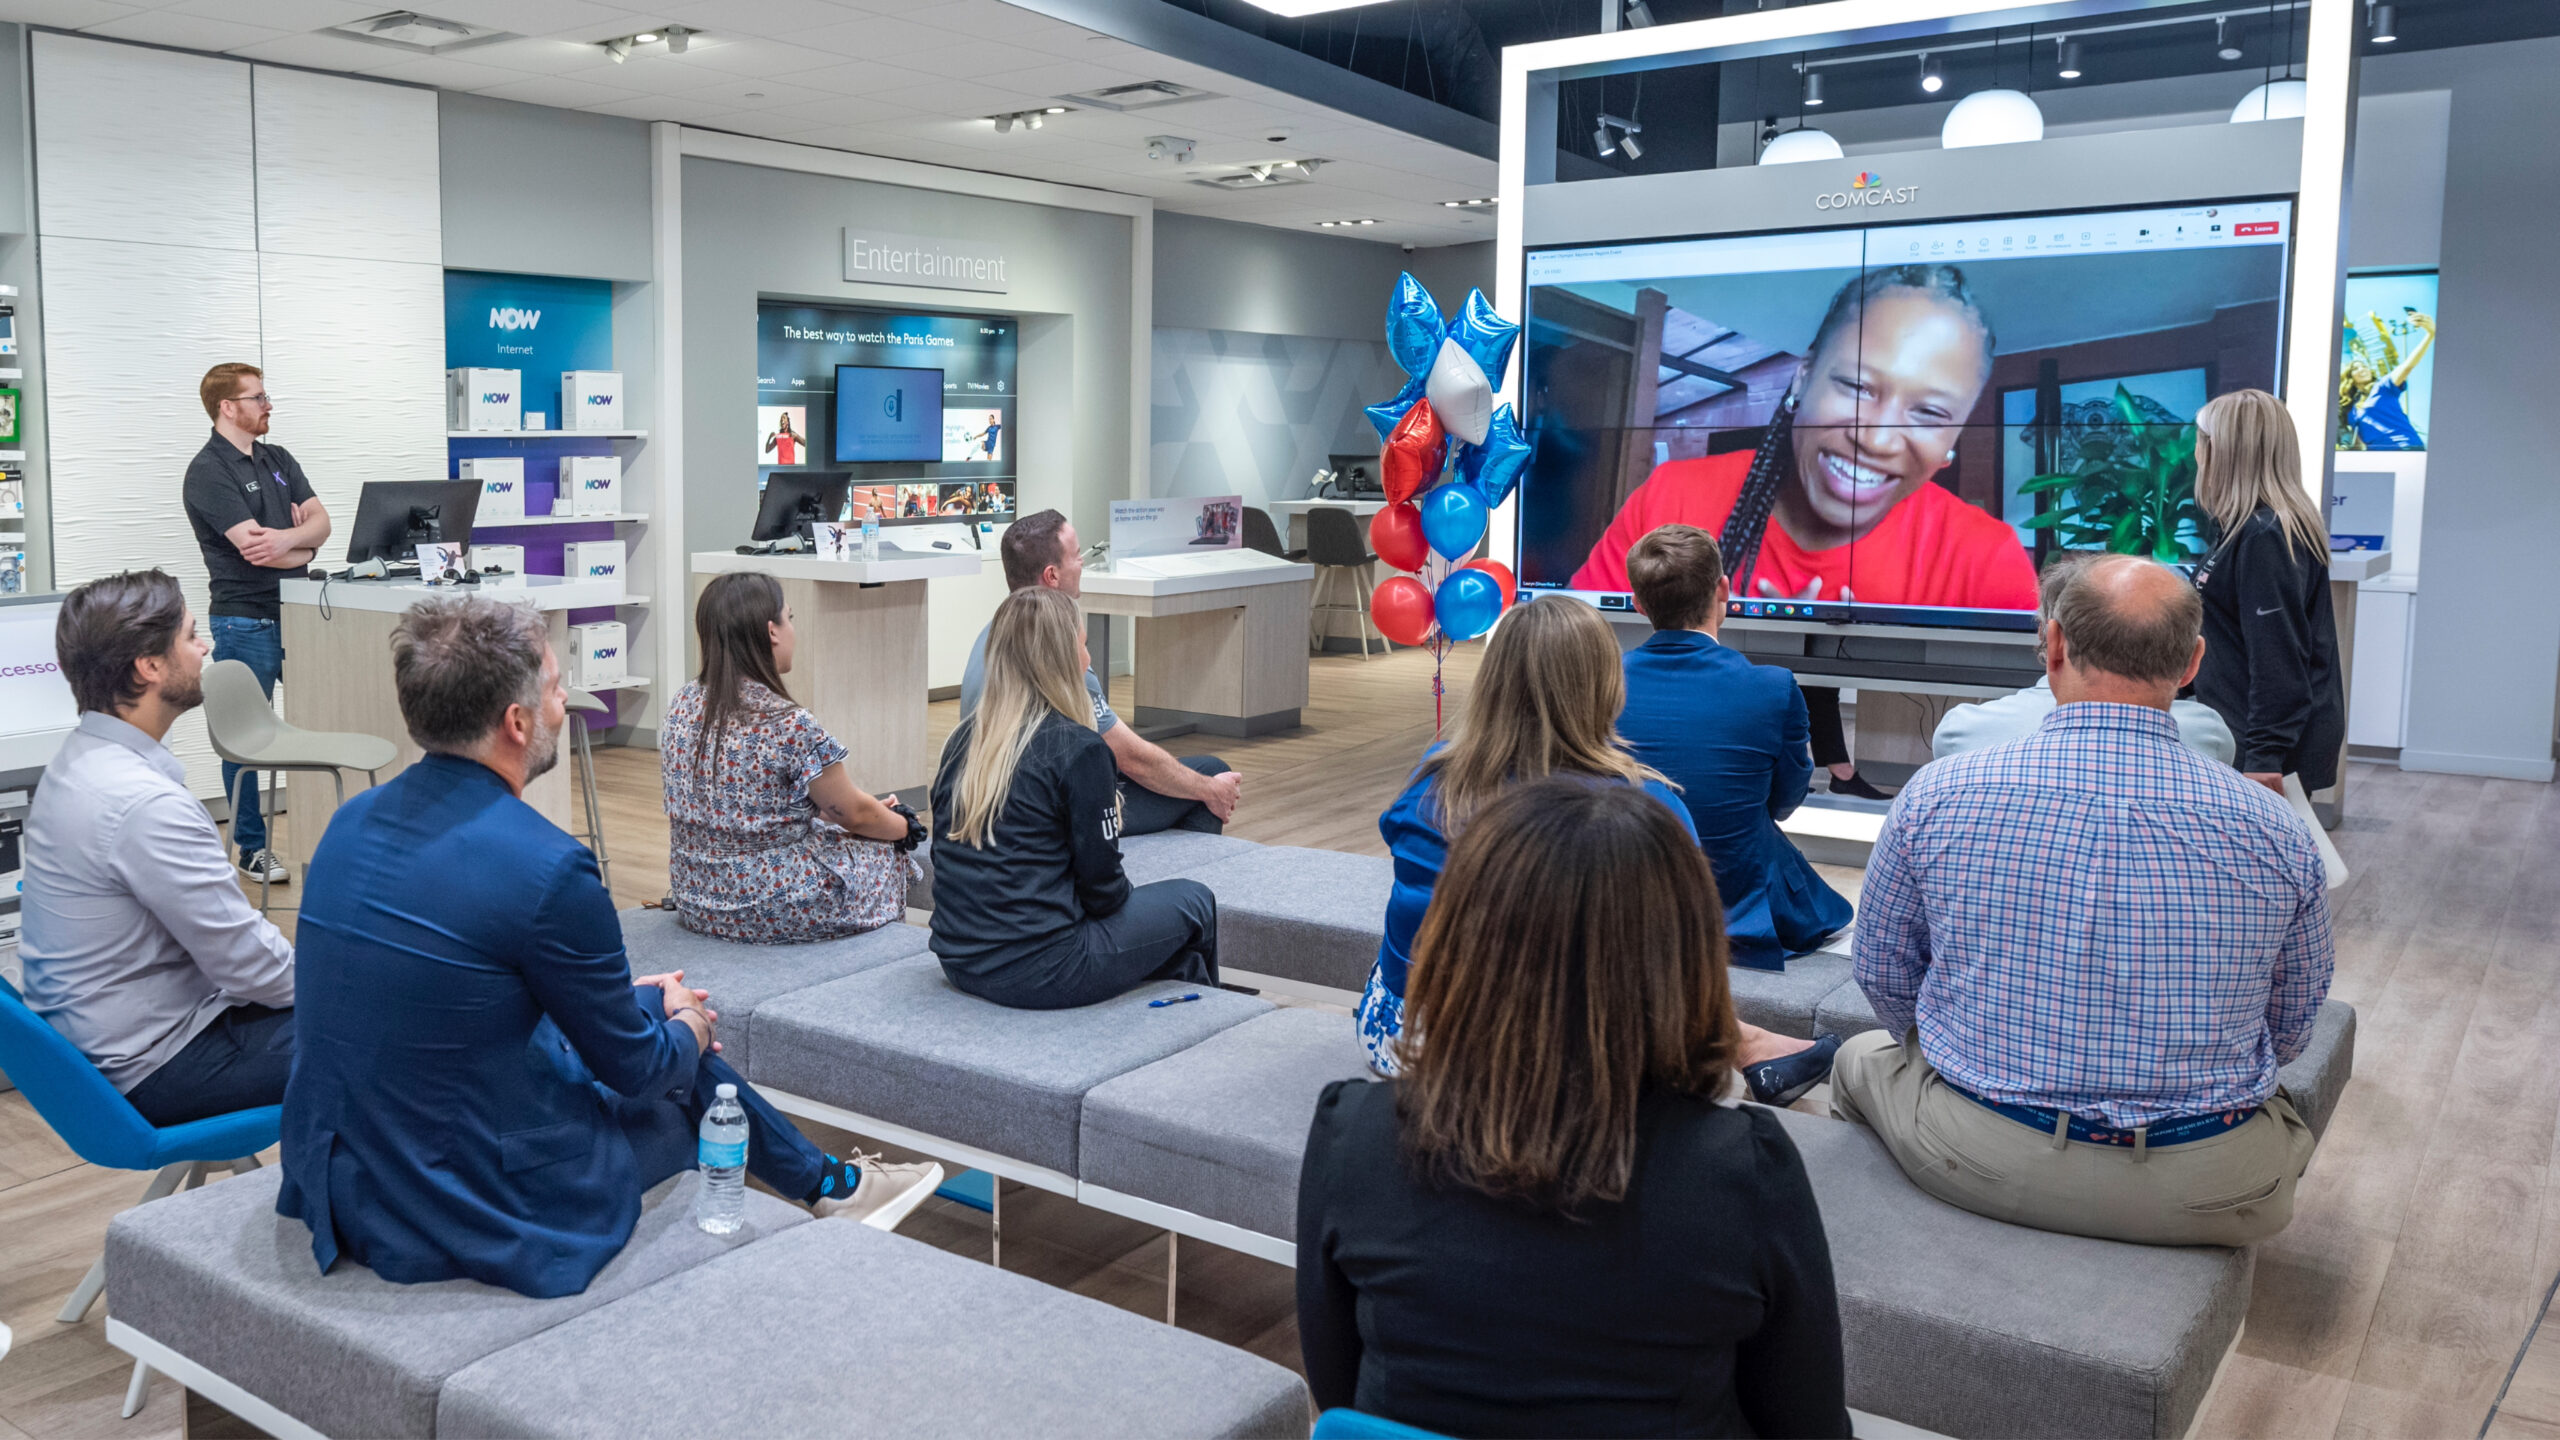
210, 615, 284, 855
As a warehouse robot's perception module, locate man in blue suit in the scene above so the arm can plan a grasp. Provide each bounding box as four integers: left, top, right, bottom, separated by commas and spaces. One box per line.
278, 595, 938, 1299
1618, 525, 1854, 970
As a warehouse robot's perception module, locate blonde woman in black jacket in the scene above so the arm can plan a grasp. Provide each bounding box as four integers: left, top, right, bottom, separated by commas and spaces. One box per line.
927, 585, 1219, 1008
2187, 390, 2346, 794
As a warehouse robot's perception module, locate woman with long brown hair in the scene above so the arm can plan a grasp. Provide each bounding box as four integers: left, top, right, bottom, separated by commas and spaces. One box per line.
1300, 779, 1850, 1438
1355, 595, 1840, 1104
927, 585, 1219, 1007
660, 571, 921, 942
2187, 389, 2345, 793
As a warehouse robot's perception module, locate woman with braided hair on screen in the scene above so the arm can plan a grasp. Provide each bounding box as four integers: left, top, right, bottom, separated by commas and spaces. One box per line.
1570, 265, 2037, 796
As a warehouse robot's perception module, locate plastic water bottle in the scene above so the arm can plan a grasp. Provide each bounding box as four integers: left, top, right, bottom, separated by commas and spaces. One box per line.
861, 510, 881, 563
693, 1083, 748, 1235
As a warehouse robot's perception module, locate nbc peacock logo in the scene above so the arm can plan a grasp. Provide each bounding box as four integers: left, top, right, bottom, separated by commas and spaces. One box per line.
1852, 172, 1881, 189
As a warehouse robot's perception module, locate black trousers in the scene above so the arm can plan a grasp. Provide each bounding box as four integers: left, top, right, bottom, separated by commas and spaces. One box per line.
1118, 754, 1230, 836
1803, 687, 1851, 769
948, 878, 1220, 1010
126, 1003, 296, 1127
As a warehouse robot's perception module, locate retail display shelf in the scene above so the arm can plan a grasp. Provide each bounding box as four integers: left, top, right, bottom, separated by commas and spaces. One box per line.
447, 429, 648, 439
471, 512, 650, 527
578, 675, 651, 693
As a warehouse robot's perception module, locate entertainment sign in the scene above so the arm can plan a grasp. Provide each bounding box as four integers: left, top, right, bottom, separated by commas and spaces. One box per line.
843, 229, 1010, 294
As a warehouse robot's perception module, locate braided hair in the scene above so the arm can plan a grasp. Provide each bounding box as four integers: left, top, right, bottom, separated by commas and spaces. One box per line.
1717, 265, 1995, 589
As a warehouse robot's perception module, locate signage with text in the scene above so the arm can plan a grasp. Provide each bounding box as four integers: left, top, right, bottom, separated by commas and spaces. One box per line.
844, 229, 1010, 294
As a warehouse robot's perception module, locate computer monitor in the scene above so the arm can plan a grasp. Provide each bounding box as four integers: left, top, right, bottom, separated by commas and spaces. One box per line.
833, 365, 945, 463
752, 472, 852, 543
1327, 454, 1383, 497
344, 481, 481, 565
0, 592, 76, 741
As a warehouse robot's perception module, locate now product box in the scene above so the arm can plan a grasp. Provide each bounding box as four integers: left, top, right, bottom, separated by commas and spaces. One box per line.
560, 454, 622, 516
568, 621, 628, 688
563, 371, 624, 431
448, 367, 522, 431
563, 539, 626, 598
469, 543, 523, 576
458, 456, 526, 522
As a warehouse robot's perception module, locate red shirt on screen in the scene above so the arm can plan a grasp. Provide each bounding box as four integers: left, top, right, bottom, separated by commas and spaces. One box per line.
1567, 450, 2038, 611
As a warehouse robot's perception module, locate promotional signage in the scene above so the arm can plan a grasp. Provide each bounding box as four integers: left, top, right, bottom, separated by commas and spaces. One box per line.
444, 271, 614, 422
1110, 495, 1243, 562
843, 229, 1010, 294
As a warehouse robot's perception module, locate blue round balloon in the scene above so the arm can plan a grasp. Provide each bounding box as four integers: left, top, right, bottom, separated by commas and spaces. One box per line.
1457, 404, 1532, 509
1450, 289, 1521, 387
1434, 567, 1504, 641
1386, 272, 1445, 379
1363, 373, 1426, 444
1420, 482, 1489, 560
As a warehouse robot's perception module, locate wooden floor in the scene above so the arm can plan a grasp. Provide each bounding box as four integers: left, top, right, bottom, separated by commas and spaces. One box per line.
4, 642, 2558, 1438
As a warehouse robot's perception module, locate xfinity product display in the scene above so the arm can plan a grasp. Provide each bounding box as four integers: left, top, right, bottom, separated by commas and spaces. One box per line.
832, 365, 945, 464
755, 302, 1017, 504
1519, 199, 2294, 632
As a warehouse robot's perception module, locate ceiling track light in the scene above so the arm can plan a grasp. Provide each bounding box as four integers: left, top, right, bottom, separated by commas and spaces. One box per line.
2216, 16, 2243, 60
603, 36, 631, 62
2369, 2, 2397, 43
1595, 113, 1642, 159
992, 107, 1072, 134
1920, 53, 1943, 93
1621, 0, 1654, 27
2057, 37, 2082, 80
1801, 69, 1825, 107
664, 25, 690, 53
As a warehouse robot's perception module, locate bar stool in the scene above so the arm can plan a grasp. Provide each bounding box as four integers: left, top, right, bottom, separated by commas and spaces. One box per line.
201, 660, 398, 914
566, 687, 612, 891
1304, 505, 1379, 659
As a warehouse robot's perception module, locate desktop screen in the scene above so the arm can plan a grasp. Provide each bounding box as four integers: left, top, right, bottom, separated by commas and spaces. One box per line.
1518, 198, 2295, 631
833, 365, 945, 464
0, 599, 74, 739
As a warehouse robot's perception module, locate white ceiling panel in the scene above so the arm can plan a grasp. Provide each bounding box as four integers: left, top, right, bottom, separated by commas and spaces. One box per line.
221, 28, 404, 71
401, 0, 637, 35
450, 36, 640, 75
474, 73, 651, 109
157, 0, 378, 27
767, 57, 919, 95
873, 34, 1063, 79
360, 54, 539, 89
643, 35, 852, 79
82, 9, 286, 49
0, 0, 138, 24
654, 0, 858, 30
786, 14, 958, 60
581, 92, 743, 124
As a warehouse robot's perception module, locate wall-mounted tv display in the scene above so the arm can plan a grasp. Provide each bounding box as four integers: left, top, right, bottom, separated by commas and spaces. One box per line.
2337, 269, 2436, 453
756, 303, 1018, 517
1519, 198, 2294, 631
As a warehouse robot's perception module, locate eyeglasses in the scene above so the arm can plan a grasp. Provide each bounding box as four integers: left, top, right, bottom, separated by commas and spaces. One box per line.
231, 393, 273, 408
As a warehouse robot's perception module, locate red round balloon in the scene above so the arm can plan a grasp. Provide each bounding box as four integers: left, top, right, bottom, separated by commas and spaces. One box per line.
1381, 400, 1446, 506
1371, 574, 1437, 647
1370, 501, 1428, 573
1462, 557, 1516, 606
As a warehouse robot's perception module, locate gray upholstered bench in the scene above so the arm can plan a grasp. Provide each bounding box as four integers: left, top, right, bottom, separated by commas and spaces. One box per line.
1809, 986, 2360, 1140
1079, 1008, 1374, 1257
907, 831, 1260, 912
103, 1166, 805, 1439
749, 956, 1271, 1188
619, 907, 932, 1075
434, 1220, 1311, 1439
1177, 845, 1396, 995
1728, 950, 1856, 1040
1770, 1106, 2251, 1440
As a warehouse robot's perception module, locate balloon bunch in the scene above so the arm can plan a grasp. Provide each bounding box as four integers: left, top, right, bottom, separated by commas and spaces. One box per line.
1363, 276, 1529, 651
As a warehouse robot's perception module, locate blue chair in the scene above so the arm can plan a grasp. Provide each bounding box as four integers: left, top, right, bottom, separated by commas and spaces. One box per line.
0, 974, 278, 1417
1313, 1410, 1450, 1439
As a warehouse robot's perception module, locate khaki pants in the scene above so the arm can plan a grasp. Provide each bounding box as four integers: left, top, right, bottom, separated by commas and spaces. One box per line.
1829, 1029, 2317, 1247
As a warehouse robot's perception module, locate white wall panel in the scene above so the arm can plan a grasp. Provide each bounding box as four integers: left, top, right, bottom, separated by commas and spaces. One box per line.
32, 33, 254, 251
252, 66, 442, 266
257, 253, 446, 529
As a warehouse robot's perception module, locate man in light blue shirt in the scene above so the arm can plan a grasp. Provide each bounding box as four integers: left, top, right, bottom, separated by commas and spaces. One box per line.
1931, 549, 2237, 765
19, 570, 296, 1125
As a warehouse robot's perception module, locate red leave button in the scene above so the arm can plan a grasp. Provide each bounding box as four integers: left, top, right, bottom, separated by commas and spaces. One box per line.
2234, 221, 2281, 236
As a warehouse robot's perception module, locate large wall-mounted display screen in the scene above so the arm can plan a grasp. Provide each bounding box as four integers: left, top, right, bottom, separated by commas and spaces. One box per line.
1519, 198, 2294, 631
2337, 270, 2435, 452
756, 303, 1017, 517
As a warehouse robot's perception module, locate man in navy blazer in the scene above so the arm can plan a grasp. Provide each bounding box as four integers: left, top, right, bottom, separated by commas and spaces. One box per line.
278, 595, 937, 1299
1617, 525, 1854, 970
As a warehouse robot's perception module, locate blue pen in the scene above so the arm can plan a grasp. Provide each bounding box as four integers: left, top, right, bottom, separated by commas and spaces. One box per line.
1148, 993, 1202, 1008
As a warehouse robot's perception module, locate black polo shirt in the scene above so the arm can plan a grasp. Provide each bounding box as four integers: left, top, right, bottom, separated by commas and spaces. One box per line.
182, 429, 316, 620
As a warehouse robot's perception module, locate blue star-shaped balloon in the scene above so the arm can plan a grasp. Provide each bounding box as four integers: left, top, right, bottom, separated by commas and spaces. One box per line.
1364, 373, 1426, 444
1386, 272, 1445, 379
1457, 403, 1532, 508
1449, 289, 1520, 389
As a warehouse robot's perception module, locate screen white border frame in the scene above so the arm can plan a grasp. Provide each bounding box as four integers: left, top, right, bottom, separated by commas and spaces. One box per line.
1490, 0, 2360, 576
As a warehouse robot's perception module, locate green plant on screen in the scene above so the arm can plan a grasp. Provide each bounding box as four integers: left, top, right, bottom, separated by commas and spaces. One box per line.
2017, 384, 2206, 562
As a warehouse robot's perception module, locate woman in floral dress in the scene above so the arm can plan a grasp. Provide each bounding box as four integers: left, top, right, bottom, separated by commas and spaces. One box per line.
661, 572, 922, 943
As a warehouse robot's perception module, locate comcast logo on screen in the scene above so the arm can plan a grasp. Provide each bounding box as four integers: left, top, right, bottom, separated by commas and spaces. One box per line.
1816, 173, 1919, 210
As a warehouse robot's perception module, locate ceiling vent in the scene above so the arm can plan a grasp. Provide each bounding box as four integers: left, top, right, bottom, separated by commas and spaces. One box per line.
1189, 158, 1328, 192
329, 10, 512, 55
1059, 80, 1217, 112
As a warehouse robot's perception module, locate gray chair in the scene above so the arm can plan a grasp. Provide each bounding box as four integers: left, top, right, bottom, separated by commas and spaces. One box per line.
200, 659, 398, 913
1241, 506, 1304, 561
1303, 505, 1378, 659
565, 687, 612, 891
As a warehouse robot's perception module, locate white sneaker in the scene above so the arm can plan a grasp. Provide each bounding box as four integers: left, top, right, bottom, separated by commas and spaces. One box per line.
238, 849, 289, 884
814, 1154, 944, 1231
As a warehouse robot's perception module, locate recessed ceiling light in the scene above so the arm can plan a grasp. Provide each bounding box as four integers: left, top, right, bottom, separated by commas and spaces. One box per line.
1044, 107, 1067, 115
1242, 0, 1394, 15
1439, 197, 1496, 208
633, 31, 661, 43
1314, 218, 1380, 228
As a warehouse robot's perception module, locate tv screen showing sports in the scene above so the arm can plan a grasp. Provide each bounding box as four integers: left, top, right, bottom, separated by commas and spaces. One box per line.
1518, 198, 2295, 631
833, 365, 944, 463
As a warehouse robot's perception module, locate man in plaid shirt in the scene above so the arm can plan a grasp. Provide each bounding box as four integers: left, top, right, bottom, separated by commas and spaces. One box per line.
1834, 554, 2332, 1247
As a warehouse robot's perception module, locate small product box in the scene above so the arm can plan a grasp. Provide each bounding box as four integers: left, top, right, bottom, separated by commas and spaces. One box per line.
563, 539, 626, 597
568, 621, 628, 688
458, 456, 526, 522
563, 371, 624, 431
447, 368, 522, 431
561, 454, 622, 516
469, 543, 524, 576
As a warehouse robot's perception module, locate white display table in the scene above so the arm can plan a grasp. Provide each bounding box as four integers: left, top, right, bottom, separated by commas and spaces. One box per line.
690, 549, 984, 799
2314, 549, 2390, 826
276, 574, 607, 871
1080, 551, 1314, 737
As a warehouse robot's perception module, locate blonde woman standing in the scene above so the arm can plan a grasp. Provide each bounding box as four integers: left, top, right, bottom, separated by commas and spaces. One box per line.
2188, 390, 2345, 794
927, 586, 1219, 1008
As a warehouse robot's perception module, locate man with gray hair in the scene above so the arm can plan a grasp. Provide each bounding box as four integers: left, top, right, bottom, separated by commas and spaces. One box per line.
278, 595, 937, 1299
1929, 549, 2237, 763
1834, 555, 2334, 1247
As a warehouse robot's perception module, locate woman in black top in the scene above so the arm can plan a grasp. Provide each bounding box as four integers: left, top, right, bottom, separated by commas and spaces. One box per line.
927, 586, 1218, 1008
1297, 778, 1849, 1439
2188, 389, 2346, 792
